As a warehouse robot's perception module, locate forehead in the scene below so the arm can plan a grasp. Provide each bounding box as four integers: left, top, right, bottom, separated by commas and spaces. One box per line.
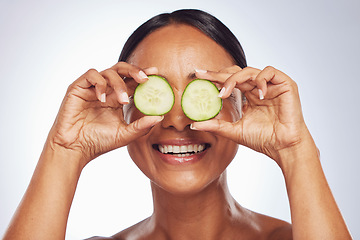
128, 24, 234, 80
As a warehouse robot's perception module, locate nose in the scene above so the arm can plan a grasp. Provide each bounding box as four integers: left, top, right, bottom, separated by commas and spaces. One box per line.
161, 91, 192, 131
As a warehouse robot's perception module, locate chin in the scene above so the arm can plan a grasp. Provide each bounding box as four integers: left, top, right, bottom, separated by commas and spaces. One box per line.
150, 169, 223, 196
127, 139, 237, 197
126, 104, 240, 196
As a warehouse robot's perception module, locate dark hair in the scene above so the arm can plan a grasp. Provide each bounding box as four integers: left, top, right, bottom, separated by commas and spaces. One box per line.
118, 9, 247, 68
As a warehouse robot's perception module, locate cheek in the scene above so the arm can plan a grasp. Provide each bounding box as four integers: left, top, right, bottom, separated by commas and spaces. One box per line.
127, 139, 142, 167
127, 137, 154, 180
212, 135, 239, 173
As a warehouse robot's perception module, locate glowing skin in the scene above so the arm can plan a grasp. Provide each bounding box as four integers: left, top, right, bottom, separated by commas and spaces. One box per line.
4, 22, 351, 240
124, 24, 241, 195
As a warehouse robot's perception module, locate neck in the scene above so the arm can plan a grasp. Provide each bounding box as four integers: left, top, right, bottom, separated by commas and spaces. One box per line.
149, 171, 241, 239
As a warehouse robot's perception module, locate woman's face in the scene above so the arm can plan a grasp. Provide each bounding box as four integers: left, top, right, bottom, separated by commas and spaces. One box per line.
125, 24, 241, 195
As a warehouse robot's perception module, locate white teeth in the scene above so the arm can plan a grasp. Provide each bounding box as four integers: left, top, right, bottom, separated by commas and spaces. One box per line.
187, 145, 194, 152
158, 144, 207, 155
198, 144, 204, 152
173, 145, 180, 153
180, 145, 187, 153
159, 145, 164, 153
194, 144, 198, 152
168, 145, 173, 153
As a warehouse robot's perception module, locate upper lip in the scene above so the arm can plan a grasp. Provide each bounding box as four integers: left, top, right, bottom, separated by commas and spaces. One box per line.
154, 139, 208, 146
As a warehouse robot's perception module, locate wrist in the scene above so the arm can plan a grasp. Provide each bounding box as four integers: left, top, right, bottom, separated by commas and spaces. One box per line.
42, 139, 87, 174
6, 138, 85, 240
276, 128, 320, 177
277, 129, 351, 239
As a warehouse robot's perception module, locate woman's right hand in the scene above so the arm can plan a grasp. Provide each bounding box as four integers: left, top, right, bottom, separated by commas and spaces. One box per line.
47, 62, 163, 167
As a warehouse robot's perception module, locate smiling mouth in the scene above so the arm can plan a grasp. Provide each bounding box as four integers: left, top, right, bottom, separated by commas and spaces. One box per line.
153, 143, 210, 157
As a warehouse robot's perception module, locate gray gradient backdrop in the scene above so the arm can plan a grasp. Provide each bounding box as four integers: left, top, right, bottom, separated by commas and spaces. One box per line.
1, 0, 359, 239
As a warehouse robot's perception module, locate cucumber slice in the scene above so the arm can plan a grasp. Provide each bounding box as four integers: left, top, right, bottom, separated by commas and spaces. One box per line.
181, 79, 222, 121
134, 75, 175, 116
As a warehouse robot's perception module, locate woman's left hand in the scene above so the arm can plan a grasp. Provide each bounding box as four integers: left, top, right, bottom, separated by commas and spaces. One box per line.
192, 66, 309, 166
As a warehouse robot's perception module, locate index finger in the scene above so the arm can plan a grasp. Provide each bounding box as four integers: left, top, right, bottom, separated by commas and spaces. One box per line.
111, 62, 149, 83
195, 69, 232, 84
124, 66, 159, 97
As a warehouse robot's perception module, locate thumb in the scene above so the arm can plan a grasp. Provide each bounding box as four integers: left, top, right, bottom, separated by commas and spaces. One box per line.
120, 115, 164, 145
190, 119, 242, 143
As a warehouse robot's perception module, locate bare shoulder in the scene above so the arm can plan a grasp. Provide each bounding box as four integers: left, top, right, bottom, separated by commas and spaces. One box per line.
267, 224, 292, 240
111, 218, 151, 239
85, 219, 148, 240
266, 220, 292, 240
251, 209, 293, 240
84, 211, 292, 240
84, 218, 150, 240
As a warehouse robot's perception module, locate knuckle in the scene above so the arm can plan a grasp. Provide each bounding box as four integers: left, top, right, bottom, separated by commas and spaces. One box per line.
243, 66, 256, 71
128, 119, 142, 134
86, 68, 99, 77
224, 76, 237, 87
103, 68, 117, 74
117, 61, 126, 65
220, 65, 241, 73
111, 61, 126, 70
290, 79, 299, 91
232, 65, 242, 71
264, 65, 275, 71
243, 66, 252, 71
101, 68, 118, 78
129, 66, 141, 76
132, 120, 140, 131
114, 61, 141, 75
67, 83, 75, 93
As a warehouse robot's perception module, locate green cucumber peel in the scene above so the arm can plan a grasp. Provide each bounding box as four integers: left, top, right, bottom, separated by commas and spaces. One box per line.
133, 75, 175, 116
181, 79, 222, 121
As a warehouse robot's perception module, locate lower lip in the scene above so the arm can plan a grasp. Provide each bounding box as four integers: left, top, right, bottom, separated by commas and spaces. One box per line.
156, 148, 208, 165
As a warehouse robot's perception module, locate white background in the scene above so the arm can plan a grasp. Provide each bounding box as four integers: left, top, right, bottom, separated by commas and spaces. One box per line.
0, 0, 359, 239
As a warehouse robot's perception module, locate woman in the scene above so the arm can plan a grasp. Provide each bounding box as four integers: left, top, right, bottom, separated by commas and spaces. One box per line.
3, 9, 352, 240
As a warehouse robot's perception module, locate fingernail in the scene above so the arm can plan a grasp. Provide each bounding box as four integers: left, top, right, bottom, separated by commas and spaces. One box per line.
120, 92, 129, 104
100, 93, 106, 103
190, 123, 197, 130
195, 69, 207, 74
259, 89, 264, 100
139, 70, 148, 80
218, 87, 226, 98
151, 115, 164, 126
